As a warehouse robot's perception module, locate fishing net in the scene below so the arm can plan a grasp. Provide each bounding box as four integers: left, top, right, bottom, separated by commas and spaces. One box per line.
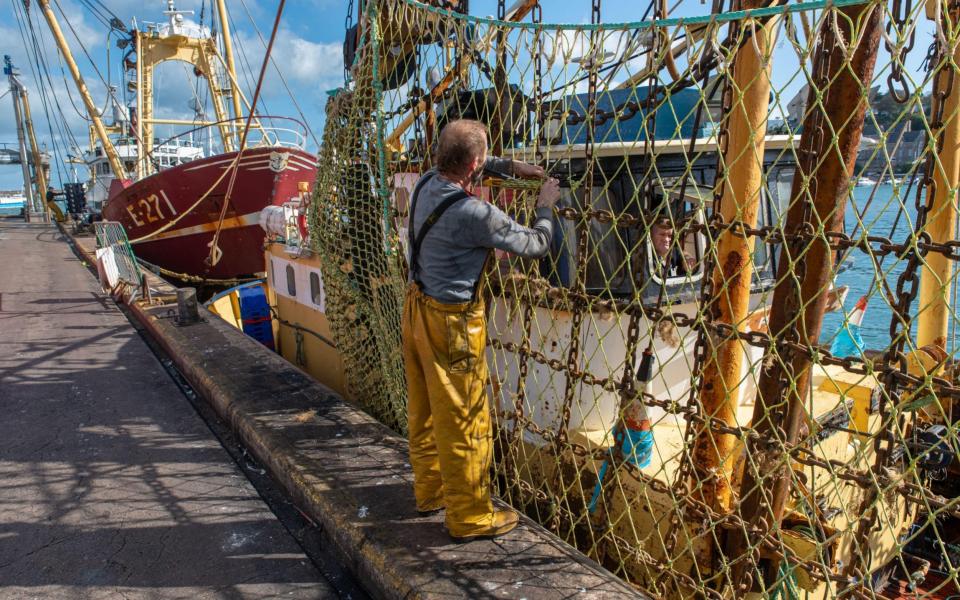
309, 0, 960, 596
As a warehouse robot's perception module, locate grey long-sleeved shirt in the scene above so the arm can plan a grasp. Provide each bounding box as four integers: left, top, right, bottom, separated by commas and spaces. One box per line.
408, 157, 554, 304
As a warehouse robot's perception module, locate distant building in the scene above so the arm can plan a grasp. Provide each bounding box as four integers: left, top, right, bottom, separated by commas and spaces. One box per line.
891, 130, 925, 171
858, 120, 925, 175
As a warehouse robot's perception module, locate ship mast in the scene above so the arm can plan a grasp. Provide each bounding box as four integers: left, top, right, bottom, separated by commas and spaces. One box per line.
916, 3, 960, 350
4, 56, 37, 221
17, 73, 50, 221
726, 1, 883, 587
32, 0, 127, 181
134, 0, 241, 178
691, 0, 779, 515
5, 56, 55, 222
214, 0, 243, 147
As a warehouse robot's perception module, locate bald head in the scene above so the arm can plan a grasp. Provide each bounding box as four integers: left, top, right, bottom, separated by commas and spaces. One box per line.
436, 119, 488, 178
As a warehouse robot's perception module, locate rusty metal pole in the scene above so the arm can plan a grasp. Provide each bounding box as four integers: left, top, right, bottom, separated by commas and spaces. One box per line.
725, 2, 883, 592
691, 5, 779, 514
917, 10, 960, 350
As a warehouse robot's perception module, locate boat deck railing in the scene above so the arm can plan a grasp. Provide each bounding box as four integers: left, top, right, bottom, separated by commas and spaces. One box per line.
151, 116, 309, 156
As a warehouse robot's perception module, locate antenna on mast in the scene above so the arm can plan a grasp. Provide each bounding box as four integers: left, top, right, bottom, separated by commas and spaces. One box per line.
162, 0, 195, 35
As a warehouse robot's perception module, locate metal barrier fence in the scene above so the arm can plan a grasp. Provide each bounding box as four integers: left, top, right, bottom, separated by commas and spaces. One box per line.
94, 220, 142, 289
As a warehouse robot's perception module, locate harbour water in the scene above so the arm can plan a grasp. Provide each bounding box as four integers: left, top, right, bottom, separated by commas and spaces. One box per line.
820, 182, 935, 354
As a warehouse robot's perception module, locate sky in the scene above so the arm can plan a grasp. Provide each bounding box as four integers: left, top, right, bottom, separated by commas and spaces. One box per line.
0, 0, 935, 192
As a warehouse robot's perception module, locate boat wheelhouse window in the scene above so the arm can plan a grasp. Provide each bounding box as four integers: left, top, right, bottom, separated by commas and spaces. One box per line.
285, 264, 296, 296
644, 181, 705, 287
754, 166, 795, 280
547, 182, 632, 296
768, 166, 794, 217
310, 272, 322, 305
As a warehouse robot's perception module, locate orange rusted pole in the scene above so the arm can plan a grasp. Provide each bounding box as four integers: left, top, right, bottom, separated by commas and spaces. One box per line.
691, 3, 779, 514
726, 2, 883, 592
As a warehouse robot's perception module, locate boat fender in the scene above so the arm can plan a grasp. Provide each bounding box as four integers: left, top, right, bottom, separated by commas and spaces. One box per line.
621, 424, 653, 469
624, 348, 656, 468
260, 205, 287, 238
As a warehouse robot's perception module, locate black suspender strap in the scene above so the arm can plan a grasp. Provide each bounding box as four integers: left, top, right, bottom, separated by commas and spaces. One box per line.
407, 172, 434, 257
408, 172, 470, 283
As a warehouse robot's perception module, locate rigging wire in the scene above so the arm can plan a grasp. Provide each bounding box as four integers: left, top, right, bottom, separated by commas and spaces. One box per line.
53, 36, 98, 123
75, 0, 111, 30
11, 0, 80, 186
10, 2, 59, 177
234, 0, 321, 149
226, 7, 276, 125
24, 20, 82, 154
207, 0, 288, 267
52, 0, 117, 96
125, 3, 287, 245
47, 0, 165, 185
26, 0, 112, 193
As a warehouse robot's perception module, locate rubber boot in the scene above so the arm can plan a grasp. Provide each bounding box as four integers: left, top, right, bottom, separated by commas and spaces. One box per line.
448, 509, 519, 542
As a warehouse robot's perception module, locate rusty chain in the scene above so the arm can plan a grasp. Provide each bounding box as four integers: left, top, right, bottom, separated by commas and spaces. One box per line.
885, 0, 916, 102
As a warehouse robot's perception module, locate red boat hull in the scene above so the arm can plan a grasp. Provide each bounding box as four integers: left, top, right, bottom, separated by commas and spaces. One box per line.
102, 147, 316, 279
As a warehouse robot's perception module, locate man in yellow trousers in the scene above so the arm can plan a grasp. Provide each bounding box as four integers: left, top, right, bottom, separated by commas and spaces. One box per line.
402, 119, 560, 541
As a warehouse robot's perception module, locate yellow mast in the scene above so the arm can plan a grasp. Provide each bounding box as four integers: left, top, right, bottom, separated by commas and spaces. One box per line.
135, 1, 238, 178
215, 0, 243, 147
691, 7, 779, 513
20, 87, 60, 222
33, 0, 126, 181
916, 4, 960, 350
135, 30, 146, 179
8, 69, 36, 220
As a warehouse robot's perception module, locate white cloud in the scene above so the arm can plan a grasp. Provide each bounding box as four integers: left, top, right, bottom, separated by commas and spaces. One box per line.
275, 33, 343, 90
233, 28, 343, 98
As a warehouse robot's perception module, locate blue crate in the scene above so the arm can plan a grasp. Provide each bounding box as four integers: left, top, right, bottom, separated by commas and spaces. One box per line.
237, 285, 275, 350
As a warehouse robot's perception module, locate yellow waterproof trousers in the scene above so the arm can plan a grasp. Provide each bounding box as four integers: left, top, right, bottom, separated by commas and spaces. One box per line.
401, 283, 495, 537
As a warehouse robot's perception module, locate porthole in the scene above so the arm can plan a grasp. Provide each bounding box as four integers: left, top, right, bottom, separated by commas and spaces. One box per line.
286, 264, 296, 296
310, 272, 322, 305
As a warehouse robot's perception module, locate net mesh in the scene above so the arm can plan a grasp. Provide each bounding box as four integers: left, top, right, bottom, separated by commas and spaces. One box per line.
309, 0, 960, 595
